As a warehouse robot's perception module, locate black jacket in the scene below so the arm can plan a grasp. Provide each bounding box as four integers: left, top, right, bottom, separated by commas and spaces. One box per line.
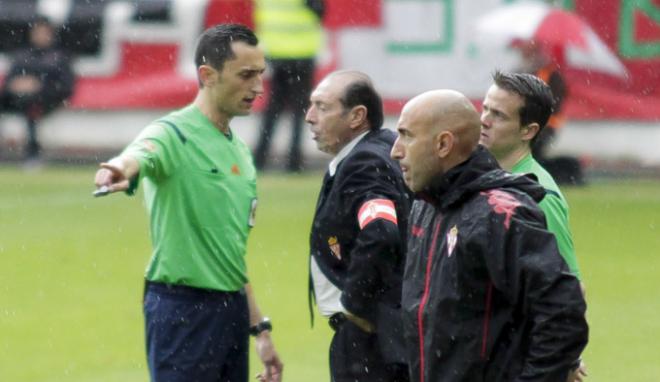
310, 128, 412, 361
402, 146, 588, 382
1, 46, 75, 113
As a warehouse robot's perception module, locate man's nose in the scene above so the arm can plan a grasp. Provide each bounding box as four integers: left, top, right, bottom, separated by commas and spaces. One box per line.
480, 113, 491, 128
390, 138, 403, 159
253, 76, 264, 95
305, 106, 315, 124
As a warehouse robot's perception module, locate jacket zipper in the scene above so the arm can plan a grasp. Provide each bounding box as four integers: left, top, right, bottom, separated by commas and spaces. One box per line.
417, 220, 442, 382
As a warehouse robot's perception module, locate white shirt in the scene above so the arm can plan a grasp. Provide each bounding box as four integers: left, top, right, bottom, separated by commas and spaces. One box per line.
312, 130, 370, 316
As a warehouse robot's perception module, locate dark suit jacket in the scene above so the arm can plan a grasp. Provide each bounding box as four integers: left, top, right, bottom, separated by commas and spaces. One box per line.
310, 128, 412, 363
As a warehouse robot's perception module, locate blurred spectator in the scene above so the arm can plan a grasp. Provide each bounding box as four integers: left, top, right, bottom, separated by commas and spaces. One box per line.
253, 0, 324, 172
0, 15, 75, 163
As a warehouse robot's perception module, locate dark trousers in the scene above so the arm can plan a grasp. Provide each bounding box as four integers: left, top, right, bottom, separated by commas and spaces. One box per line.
143, 282, 249, 382
0, 91, 56, 159
254, 58, 315, 172
330, 317, 410, 382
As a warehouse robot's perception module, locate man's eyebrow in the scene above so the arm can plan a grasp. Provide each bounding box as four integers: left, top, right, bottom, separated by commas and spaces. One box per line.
239, 67, 265, 73
486, 104, 504, 115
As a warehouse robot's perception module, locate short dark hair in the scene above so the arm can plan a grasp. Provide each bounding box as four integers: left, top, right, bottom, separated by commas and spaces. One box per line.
339, 77, 384, 130
194, 24, 258, 85
492, 70, 555, 145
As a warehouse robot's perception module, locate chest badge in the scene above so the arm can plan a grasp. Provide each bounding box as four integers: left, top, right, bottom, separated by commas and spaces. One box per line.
328, 236, 342, 260
447, 225, 458, 257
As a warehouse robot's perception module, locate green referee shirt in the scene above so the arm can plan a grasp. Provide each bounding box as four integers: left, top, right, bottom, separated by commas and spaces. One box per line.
512, 153, 581, 279
122, 104, 257, 291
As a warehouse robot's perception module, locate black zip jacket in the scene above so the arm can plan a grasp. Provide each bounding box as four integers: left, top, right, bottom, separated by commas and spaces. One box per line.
310, 128, 412, 362
402, 146, 588, 382
2, 47, 74, 112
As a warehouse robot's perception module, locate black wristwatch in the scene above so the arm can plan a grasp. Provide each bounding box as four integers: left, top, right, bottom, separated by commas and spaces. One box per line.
249, 317, 272, 336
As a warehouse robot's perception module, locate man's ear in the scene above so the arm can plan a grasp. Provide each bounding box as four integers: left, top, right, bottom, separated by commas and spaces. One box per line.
435, 131, 454, 158
348, 105, 368, 129
521, 123, 540, 143
198, 65, 217, 87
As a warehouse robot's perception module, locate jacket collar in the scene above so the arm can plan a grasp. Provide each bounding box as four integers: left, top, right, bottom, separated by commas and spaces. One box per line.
417, 145, 546, 209
418, 146, 499, 209
328, 129, 370, 176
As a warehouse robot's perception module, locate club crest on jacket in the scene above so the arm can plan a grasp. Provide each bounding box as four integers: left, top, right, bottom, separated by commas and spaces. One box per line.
447, 225, 458, 257
328, 236, 341, 259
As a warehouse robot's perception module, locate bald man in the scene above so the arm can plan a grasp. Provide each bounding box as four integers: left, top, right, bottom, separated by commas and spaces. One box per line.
391, 90, 588, 382
306, 71, 411, 382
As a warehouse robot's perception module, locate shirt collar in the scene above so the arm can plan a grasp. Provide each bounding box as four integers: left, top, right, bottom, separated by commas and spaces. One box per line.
328, 130, 370, 176
511, 152, 533, 173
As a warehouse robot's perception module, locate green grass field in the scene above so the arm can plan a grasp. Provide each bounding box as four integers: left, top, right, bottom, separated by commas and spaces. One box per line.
1, 165, 659, 381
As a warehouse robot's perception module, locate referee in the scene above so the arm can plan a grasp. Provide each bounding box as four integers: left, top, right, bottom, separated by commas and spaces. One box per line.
94, 24, 282, 382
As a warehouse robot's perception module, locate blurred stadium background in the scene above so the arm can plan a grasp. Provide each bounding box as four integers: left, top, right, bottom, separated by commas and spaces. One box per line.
0, 0, 659, 170
1, 0, 660, 381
